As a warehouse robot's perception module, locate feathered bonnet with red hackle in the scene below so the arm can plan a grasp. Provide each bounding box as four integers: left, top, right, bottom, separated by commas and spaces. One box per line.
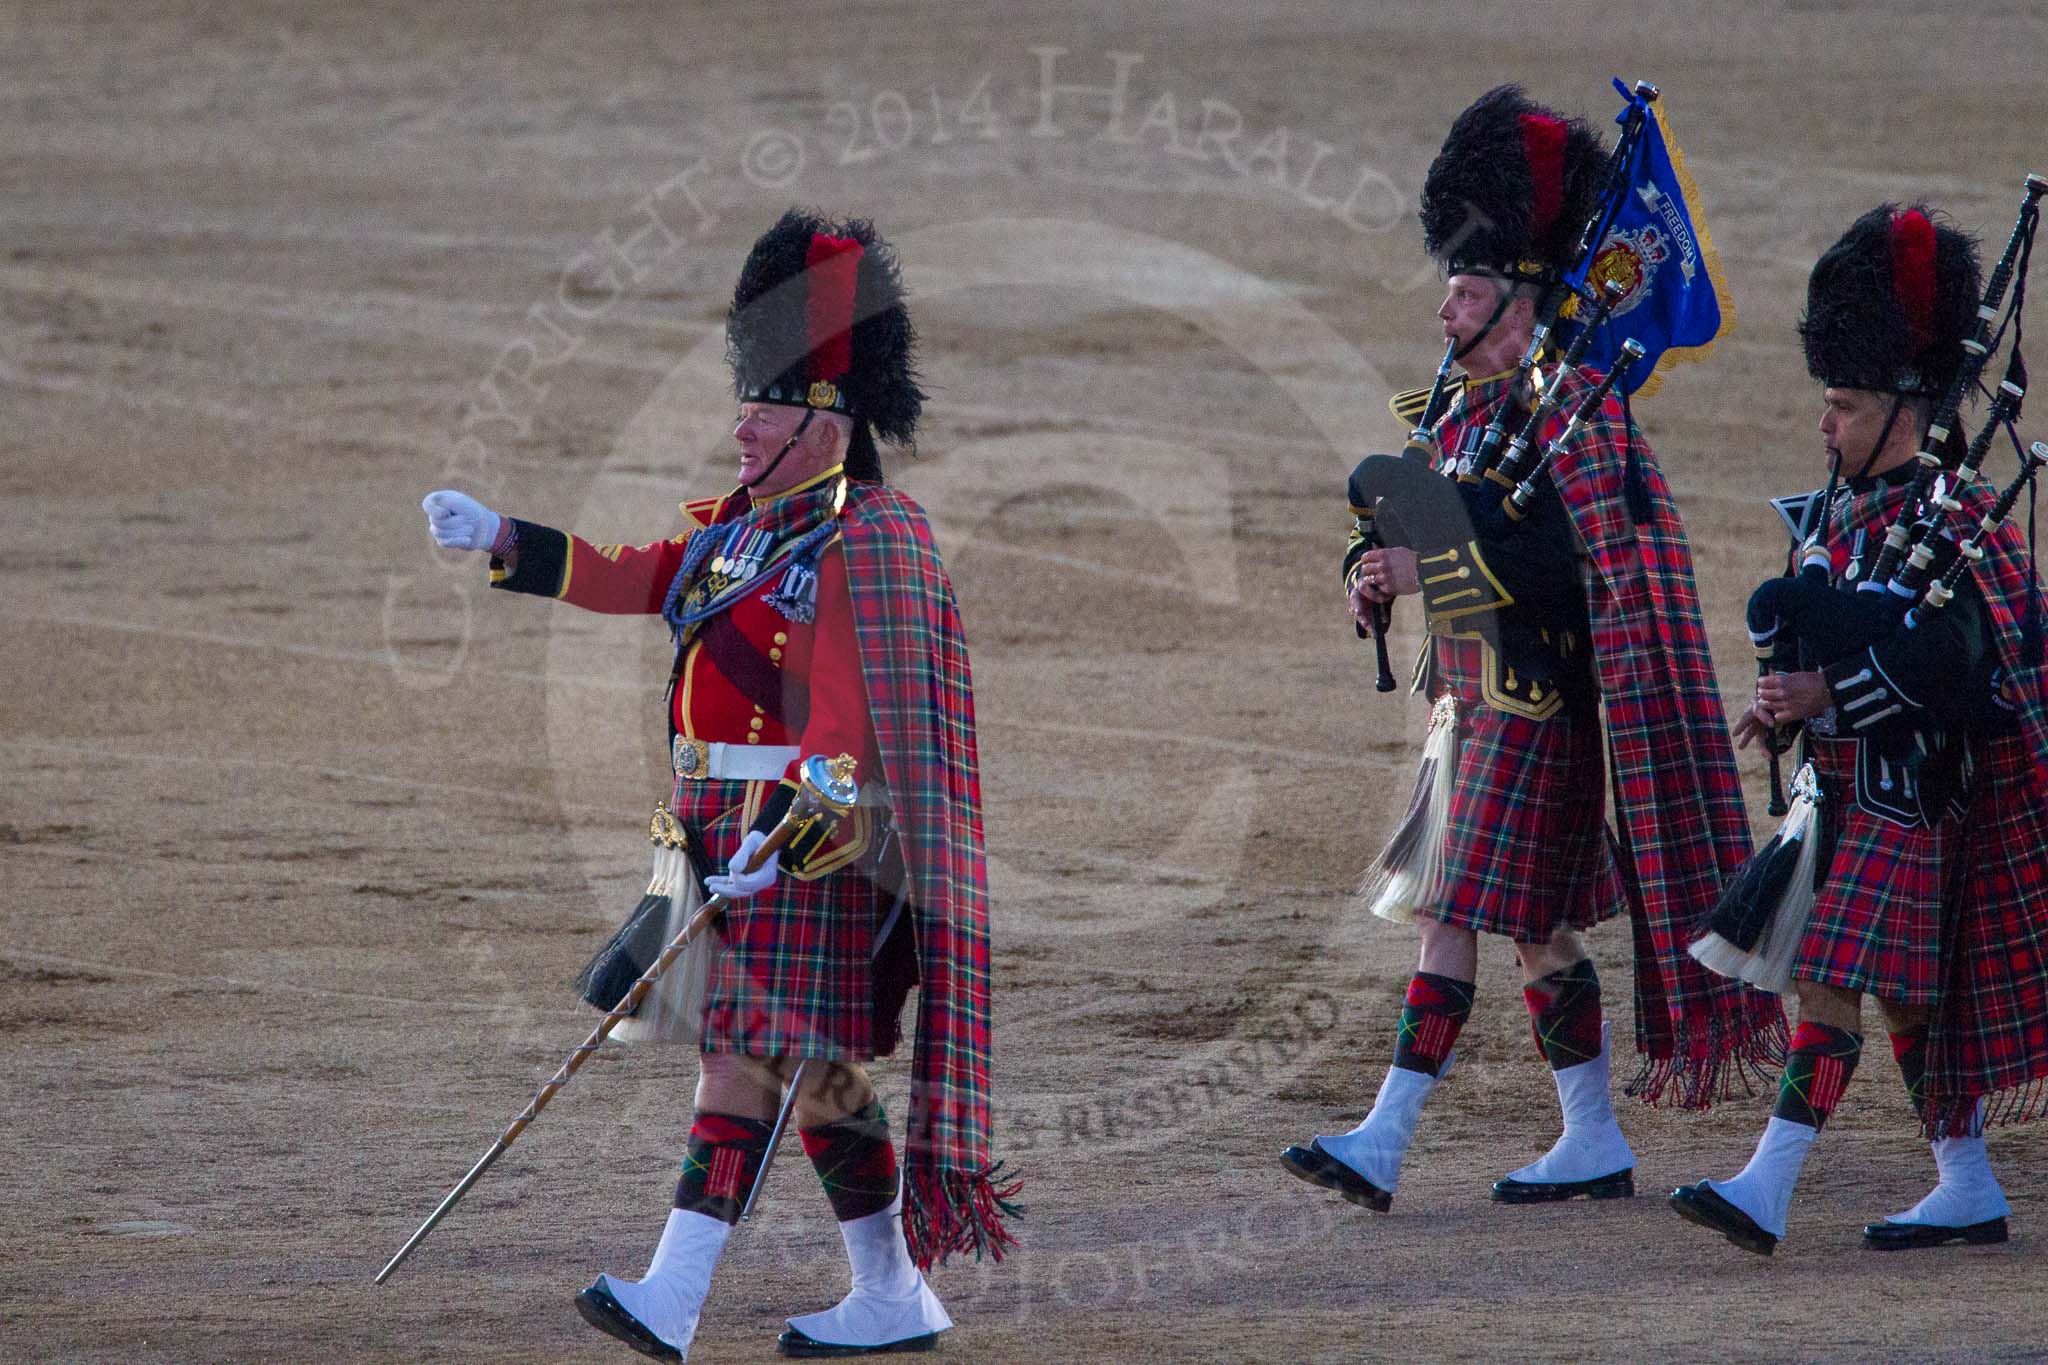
726, 207, 926, 482
1800, 203, 1982, 399
1419, 85, 1607, 283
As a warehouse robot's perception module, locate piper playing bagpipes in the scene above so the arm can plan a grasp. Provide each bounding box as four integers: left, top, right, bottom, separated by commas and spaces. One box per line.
1674, 190, 2048, 1257
418, 209, 1012, 1358
1282, 85, 1780, 1219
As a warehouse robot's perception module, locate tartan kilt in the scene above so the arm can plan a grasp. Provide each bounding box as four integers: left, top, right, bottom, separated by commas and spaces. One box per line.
1926, 733, 2048, 1130
673, 775, 893, 1061
1426, 682, 1627, 943
1794, 736, 1955, 1003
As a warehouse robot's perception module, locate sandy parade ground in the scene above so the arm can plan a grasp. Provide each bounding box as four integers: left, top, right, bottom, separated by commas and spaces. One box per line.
4, 2, 2047, 1360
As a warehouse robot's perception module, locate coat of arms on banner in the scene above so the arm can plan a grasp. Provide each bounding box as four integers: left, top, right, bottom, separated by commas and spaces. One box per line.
1587, 224, 1673, 318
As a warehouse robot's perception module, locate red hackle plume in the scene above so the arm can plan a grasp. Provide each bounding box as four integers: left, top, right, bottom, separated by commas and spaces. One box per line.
1518, 112, 1568, 238
805, 233, 864, 383
1890, 207, 1938, 357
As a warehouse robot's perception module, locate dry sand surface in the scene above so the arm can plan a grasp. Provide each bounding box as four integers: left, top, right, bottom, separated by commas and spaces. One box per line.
5, 2, 2047, 1361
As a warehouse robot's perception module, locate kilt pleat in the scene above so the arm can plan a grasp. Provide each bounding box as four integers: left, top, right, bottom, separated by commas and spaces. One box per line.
1425, 647, 1627, 941
1793, 736, 1953, 1003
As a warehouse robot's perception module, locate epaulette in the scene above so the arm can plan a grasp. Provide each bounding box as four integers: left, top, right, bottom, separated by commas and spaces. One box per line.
1389, 376, 1465, 432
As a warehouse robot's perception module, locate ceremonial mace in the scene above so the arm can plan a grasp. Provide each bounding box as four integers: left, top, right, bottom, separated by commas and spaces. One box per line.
374, 754, 862, 1284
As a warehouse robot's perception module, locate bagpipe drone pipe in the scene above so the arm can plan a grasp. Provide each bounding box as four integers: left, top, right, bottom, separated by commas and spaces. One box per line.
1866, 175, 2046, 590
1455, 82, 1663, 488
1346, 311, 1645, 604
1695, 440, 2048, 994
1463, 278, 1628, 489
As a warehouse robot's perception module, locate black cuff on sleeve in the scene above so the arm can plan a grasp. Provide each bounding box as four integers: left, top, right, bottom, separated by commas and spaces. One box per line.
748, 777, 855, 874
1823, 650, 1911, 733
488, 519, 570, 597
1416, 540, 1515, 625
747, 779, 799, 839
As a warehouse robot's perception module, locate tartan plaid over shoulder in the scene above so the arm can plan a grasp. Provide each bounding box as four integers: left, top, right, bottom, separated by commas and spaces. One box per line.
1541, 366, 1787, 1106
837, 482, 1016, 1268
1928, 476, 2048, 1134
1964, 474, 2048, 836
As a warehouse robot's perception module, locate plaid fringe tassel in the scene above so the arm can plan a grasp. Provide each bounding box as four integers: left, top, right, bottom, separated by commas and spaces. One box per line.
1627, 1005, 1787, 1111
1927, 1076, 2048, 1140
902, 1162, 1024, 1272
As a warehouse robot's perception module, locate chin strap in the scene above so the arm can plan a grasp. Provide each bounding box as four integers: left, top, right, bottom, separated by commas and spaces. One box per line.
745, 407, 818, 489
1847, 393, 1910, 484
1453, 286, 1517, 363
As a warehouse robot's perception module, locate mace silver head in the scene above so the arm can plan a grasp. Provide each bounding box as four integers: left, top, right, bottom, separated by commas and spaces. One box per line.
799, 753, 861, 816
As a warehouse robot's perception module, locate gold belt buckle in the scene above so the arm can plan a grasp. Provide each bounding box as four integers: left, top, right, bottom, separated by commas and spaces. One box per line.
672, 735, 712, 780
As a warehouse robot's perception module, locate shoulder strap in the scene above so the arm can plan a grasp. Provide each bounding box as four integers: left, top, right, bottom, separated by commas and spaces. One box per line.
696, 610, 809, 729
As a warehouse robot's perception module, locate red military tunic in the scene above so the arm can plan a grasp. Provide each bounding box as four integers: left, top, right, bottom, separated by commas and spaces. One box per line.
490, 465, 903, 1059
505, 469, 881, 797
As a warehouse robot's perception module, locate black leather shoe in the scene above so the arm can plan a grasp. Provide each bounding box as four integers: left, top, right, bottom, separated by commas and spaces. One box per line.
1279, 1139, 1394, 1213
1669, 1182, 1777, 1256
1492, 1168, 1635, 1203
574, 1279, 683, 1362
1863, 1216, 2009, 1250
777, 1325, 940, 1357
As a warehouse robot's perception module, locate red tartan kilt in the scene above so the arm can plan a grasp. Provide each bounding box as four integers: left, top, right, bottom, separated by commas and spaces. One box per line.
672, 776, 890, 1061
1428, 697, 1627, 943
1927, 733, 2048, 1122
1795, 737, 1954, 1002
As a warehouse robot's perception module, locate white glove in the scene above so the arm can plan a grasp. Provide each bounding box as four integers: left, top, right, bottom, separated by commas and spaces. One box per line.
422, 489, 503, 552
705, 830, 780, 900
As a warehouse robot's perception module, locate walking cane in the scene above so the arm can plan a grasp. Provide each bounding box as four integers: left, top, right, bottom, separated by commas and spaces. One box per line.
739, 1061, 805, 1225
374, 754, 861, 1284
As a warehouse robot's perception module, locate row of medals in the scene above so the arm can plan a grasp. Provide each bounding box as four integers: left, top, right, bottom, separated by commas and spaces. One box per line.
699, 523, 774, 602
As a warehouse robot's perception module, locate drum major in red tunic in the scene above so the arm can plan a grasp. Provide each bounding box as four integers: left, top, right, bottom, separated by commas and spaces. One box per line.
489, 465, 903, 1060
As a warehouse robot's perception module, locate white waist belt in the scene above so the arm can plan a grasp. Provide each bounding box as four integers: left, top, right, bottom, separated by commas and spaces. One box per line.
672, 736, 800, 782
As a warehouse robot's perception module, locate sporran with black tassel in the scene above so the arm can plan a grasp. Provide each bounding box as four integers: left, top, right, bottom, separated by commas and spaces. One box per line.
1689, 762, 1821, 993
573, 805, 721, 1043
